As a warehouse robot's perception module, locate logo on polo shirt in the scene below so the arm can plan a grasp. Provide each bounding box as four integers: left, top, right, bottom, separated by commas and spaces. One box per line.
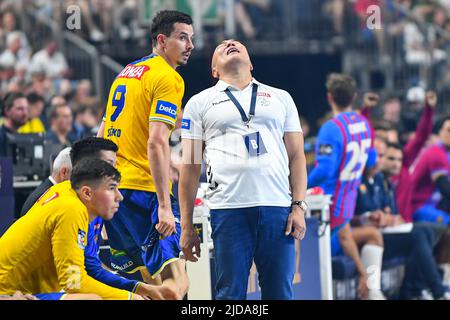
181, 118, 191, 130
155, 100, 177, 120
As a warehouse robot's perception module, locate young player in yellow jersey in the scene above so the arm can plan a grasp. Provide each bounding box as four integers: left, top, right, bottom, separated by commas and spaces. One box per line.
0, 158, 143, 300
97, 10, 194, 299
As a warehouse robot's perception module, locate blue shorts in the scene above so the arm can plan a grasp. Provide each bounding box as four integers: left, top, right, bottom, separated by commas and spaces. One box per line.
330, 223, 349, 257
105, 190, 181, 278
35, 292, 66, 300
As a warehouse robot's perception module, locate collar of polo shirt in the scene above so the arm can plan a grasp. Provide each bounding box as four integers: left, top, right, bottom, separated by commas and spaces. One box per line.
215, 78, 261, 92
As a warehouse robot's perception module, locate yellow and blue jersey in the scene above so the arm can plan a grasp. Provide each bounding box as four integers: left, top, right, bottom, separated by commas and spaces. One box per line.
103, 54, 185, 192
0, 181, 132, 300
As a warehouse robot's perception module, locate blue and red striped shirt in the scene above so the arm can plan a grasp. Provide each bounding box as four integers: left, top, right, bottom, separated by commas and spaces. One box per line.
308, 111, 376, 229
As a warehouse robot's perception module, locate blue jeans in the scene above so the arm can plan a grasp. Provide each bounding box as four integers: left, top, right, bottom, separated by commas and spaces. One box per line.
210, 206, 295, 300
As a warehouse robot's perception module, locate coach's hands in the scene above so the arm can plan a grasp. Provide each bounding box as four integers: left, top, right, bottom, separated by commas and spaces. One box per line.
156, 207, 176, 238
135, 282, 178, 300
285, 207, 307, 240
181, 226, 201, 262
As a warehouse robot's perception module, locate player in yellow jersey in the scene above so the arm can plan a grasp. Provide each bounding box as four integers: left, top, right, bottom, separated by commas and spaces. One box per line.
0, 158, 143, 300
97, 10, 194, 299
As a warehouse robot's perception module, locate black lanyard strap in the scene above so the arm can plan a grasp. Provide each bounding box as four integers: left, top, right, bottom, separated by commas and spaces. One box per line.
224, 83, 258, 125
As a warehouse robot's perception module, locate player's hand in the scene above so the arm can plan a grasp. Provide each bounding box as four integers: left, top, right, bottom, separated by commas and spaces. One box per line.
156, 206, 176, 238
369, 210, 386, 227
131, 293, 145, 300
425, 90, 437, 108
358, 274, 369, 300
363, 92, 379, 108
181, 225, 201, 262
135, 282, 179, 300
285, 207, 307, 240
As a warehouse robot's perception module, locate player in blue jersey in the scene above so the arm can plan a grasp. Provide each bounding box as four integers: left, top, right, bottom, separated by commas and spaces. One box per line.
308, 73, 385, 300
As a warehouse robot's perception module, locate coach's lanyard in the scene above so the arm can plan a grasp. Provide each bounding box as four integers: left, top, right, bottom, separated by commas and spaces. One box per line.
224, 83, 258, 128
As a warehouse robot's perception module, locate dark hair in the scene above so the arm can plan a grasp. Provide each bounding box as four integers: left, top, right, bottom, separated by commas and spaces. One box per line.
386, 142, 403, 152
3, 92, 26, 113
373, 120, 394, 132
435, 115, 450, 133
48, 103, 70, 121
325, 73, 356, 109
71, 158, 120, 190
151, 10, 192, 48
70, 137, 118, 166
26, 92, 45, 106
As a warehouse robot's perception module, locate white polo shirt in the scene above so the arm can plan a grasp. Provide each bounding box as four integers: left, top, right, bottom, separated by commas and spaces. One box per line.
181, 78, 302, 209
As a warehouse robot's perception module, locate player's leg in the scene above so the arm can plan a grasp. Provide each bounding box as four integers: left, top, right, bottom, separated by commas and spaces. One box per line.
254, 206, 295, 300
104, 190, 146, 274
159, 259, 189, 300
352, 226, 385, 299
210, 207, 258, 300
352, 225, 384, 248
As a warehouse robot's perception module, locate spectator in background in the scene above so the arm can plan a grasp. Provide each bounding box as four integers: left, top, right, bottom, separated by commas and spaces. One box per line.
115, 0, 146, 42
18, 92, 46, 134
20, 147, 71, 216
45, 103, 75, 147
410, 115, 450, 224
373, 120, 400, 143
354, 140, 450, 300
72, 103, 99, 139
354, 0, 389, 63
0, 31, 29, 73
361, 90, 436, 222
0, 92, 28, 156
29, 39, 70, 80
382, 95, 402, 125
27, 70, 54, 100
401, 86, 427, 135
0, 9, 30, 58
234, 0, 272, 39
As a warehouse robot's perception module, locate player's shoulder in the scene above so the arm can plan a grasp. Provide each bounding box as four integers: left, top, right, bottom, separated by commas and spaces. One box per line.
318, 118, 342, 139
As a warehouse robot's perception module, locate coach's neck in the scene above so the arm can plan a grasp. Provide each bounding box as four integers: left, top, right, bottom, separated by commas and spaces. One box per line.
220, 70, 253, 91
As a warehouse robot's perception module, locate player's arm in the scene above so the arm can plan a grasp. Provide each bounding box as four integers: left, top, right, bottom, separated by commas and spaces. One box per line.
403, 91, 436, 166
179, 138, 203, 261
284, 132, 307, 240
147, 74, 183, 238
96, 121, 105, 138
84, 222, 139, 293
51, 205, 135, 300
307, 122, 342, 187
96, 112, 106, 137
148, 122, 175, 238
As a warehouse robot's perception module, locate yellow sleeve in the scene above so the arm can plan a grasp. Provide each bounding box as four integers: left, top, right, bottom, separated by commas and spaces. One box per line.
148, 72, 184, 128
51, 203, 132, 300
